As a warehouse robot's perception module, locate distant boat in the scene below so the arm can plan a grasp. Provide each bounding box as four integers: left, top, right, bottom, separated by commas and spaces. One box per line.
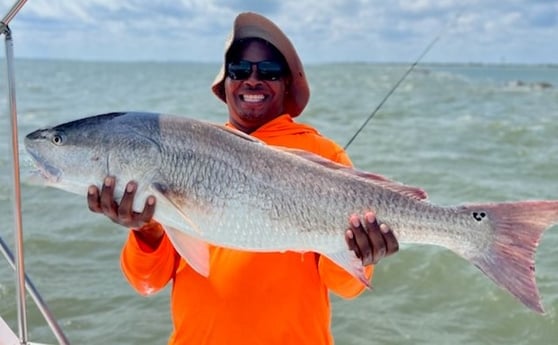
506, 80, 553, 89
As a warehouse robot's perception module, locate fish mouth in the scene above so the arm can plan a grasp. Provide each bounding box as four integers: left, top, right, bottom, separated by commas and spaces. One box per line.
26, 149, 62, 183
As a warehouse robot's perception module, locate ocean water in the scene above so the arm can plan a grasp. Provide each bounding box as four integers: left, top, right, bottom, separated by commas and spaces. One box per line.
0, 59, 557, 344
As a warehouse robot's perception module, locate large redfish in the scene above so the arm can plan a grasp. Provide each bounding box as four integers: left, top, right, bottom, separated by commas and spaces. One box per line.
24, 112, 558, 313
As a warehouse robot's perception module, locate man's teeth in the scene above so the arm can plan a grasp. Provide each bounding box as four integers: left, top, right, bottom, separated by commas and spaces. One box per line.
242, 94, 265, 102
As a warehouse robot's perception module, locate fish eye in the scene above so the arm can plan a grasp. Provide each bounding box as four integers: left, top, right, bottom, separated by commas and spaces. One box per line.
51, 133, 65, 145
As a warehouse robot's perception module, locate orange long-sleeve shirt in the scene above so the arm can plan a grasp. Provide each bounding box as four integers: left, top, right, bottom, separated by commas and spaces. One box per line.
121, 114, 373, 345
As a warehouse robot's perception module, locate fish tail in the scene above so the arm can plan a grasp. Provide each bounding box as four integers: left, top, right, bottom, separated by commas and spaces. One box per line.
468, 200, 558, 313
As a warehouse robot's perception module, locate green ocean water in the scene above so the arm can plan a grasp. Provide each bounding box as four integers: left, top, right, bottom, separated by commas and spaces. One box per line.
1, 59, 557, 344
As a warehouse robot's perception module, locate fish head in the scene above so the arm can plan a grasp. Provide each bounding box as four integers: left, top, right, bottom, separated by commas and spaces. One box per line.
24, 112, 162, 197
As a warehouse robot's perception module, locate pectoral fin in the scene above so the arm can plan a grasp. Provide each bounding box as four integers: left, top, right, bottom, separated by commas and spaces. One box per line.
148, 182, 210, 277
163, 225, 210, 277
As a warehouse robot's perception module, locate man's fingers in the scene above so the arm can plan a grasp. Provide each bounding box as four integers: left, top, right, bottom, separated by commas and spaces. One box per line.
86, 176, 157, 229
87, 185, 102, 213
349, 215, 372, 263
380, 224, 399, 257
364, 212, 387, 265
100, 176, 118, 219
137, 196, 157, 224
118, 181, 138, 222
345, 229, 360, 259
345, 212, 399, 267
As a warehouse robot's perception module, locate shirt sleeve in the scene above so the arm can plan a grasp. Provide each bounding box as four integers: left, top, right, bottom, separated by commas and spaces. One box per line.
120, 221, 178, 296
332, 146, 353, 167
318, 256, 374, 298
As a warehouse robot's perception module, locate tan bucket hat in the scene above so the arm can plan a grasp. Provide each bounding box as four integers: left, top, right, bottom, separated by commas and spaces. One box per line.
211, 12, 310, 117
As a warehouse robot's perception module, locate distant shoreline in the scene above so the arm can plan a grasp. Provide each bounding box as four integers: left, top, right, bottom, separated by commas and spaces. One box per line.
8, 57, 558, 68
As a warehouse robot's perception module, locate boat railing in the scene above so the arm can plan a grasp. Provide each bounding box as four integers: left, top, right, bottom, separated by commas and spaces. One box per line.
1, 1, 70, 344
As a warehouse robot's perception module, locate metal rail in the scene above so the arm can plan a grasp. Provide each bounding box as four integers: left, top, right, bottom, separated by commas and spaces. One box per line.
0, 235, 70, 344
3, 21, 29, 345
0, 0, 27, 30
2, 0, 70, 344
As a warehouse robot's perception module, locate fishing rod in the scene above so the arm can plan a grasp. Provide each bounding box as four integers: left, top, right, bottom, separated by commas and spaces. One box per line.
343, 12, 461, 150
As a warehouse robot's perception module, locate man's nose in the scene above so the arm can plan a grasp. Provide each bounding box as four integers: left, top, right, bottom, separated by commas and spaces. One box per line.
245, 65, 260, 82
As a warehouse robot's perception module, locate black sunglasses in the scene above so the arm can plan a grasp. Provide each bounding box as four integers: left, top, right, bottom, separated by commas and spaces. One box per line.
226, 60, 286, 81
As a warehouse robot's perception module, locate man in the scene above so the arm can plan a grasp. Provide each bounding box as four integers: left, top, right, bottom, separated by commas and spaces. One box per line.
87, 12, 398, 344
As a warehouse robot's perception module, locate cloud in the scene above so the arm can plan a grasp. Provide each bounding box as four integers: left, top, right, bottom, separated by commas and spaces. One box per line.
1, 0, 556, 63
214, 0, 282, 15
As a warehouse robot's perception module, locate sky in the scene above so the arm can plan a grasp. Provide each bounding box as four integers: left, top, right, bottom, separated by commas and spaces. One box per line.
0, 0, 556, 64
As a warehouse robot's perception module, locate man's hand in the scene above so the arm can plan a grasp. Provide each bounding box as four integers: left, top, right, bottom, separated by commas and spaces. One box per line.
87, 176, 156, 228
345, 211, 399, 266
87, 176, 163, 248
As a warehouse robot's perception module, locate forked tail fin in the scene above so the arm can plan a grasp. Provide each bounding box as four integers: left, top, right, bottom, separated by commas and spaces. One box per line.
468, 200, 558, 313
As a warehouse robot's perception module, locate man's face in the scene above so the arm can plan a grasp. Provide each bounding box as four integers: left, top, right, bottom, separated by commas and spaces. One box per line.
224, 40, 289, 134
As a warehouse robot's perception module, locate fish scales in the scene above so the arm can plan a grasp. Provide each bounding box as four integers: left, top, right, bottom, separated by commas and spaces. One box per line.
159, 122, 483, 253
24, 111, 558, 313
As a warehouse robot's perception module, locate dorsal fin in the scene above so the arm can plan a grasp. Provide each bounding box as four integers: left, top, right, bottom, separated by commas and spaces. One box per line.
279, 147, 428, 201
205, 124, 427, 200
209, 123, 265, 144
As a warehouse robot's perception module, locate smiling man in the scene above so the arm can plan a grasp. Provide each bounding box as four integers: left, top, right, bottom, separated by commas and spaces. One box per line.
221, 41, 289, 133
87, 11, 399, 345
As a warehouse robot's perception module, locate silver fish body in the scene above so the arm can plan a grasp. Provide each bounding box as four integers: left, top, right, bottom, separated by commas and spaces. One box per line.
25, 112, 558, 313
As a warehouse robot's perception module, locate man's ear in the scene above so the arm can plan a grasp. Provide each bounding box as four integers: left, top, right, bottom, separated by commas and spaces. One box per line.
284, 76, 292, 93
